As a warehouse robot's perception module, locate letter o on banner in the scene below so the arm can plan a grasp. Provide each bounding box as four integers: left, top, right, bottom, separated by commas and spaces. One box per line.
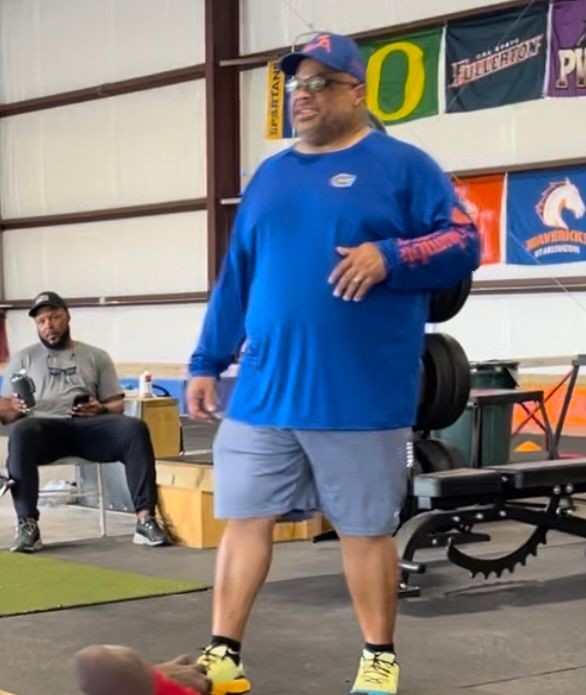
366, 41, 425, 122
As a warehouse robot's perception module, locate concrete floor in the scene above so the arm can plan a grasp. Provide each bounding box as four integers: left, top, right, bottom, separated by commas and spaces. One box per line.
1, 428, 586, 693
1, 495, 586, 694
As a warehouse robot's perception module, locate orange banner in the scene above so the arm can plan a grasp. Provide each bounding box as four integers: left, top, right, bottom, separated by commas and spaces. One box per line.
513, 377, 586, 438
454, 174, 504, 265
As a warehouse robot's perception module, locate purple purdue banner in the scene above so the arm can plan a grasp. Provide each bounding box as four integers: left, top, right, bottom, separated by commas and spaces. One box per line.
548, 0, 586, 97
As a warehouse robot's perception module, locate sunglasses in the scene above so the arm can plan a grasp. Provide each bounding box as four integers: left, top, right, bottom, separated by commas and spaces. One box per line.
47, 353, 77, 377
285, 74, 360, 94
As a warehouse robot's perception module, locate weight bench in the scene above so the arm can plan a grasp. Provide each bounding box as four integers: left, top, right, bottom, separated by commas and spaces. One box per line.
397, 458, 586, 595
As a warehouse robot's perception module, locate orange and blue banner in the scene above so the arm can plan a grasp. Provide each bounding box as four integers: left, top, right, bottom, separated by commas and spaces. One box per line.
507, 167, 586, 265
454, 174, 504, 265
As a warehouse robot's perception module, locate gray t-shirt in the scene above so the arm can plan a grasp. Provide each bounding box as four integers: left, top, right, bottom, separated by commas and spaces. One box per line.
2, 341, 124, 418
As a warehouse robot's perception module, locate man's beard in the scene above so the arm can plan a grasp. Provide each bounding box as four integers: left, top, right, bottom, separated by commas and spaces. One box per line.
40, 327, 71, 351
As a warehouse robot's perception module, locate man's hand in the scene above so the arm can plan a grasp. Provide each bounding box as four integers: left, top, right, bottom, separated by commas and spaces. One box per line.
71, 397, 106, 418
11, 394, 30, 416
186, 377, 218, 422
328, 242, 388, 301
157, 655, 212, 694
0, 395, 29, 425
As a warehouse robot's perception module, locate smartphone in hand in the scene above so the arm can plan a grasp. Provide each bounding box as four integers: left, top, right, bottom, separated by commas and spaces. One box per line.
72, 393, 91, 407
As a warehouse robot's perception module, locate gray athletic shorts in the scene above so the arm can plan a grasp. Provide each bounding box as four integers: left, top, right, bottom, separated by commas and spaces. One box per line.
212, 418, 412, 536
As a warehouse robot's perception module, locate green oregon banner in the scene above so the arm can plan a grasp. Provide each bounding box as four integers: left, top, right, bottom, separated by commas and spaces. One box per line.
360, 28, 442, 124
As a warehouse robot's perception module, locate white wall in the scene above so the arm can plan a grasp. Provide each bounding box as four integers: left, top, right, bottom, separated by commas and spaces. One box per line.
0, 0, 205, 102
443, 292, 586, 363
0, 81, 206, 217
388, 98, 586, 176
6, 303, 207, 366
240, 0, 517, 53
2, 211, 207, 299
0, 0, 207, 365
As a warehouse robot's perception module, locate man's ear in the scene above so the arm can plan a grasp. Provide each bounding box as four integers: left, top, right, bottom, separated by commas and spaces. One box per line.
354, 83, 366, 107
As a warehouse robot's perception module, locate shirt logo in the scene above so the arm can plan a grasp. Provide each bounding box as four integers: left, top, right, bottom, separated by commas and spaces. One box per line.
330, 173, 357, 188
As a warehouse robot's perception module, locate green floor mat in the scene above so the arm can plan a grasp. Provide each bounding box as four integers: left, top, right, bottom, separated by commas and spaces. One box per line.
0, 552, 206, 617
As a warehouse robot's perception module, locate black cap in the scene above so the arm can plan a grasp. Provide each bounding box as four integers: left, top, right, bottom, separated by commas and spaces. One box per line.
28, 291, 68, 317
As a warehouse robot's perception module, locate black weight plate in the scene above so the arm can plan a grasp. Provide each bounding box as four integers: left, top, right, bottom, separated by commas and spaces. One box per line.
416, 333, 470, 431
415, 439, 451, 473
414, 439, 465, 473
416, 339, 449, 432
416, 334, 455, 431
428, 274, 472, 324
428, 334, 469, 429
440, 333, 471, 430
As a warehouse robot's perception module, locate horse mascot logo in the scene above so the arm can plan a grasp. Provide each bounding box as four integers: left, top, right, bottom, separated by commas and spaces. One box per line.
536, 179, 586, 230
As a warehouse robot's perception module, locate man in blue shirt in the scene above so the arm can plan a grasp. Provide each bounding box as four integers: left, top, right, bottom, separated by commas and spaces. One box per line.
187, 32, 479, 695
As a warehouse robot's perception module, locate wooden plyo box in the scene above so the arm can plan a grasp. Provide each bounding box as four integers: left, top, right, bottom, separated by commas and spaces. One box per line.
155, 459, 324, 549
124, 396, 182, 458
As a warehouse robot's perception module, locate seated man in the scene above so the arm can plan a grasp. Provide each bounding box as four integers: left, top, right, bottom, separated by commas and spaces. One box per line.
0, 291, 169, 552
74, 646, 211, 695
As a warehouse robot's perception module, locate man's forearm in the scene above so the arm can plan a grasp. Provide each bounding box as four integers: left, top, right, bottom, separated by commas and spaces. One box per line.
102, 397, 124, 415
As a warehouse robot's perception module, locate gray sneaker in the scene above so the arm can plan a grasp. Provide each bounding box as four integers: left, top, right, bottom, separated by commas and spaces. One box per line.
133, 515, 170, 547
10, 519, 43, 553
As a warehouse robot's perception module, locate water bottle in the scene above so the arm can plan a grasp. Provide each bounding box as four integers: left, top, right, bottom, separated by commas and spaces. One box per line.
138, 370, 153, 398
11, 369, 36, 408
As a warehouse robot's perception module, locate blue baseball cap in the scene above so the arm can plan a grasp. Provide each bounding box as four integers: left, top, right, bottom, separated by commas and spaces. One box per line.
280, 32, 366, 83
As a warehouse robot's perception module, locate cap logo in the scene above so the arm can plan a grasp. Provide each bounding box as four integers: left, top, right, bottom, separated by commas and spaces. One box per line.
305, 34, 331, 53
37, 294, 49, 304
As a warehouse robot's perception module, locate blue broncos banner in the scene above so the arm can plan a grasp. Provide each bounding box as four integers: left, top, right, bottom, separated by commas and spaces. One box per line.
507, 167, 586, 265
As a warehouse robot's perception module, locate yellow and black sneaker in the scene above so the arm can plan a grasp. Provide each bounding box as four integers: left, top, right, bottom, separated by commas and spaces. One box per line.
349, 649, 399, 695
196, 644, 251, 695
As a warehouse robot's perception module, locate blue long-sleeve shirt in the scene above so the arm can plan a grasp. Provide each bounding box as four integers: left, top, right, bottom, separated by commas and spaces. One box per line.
189, 131, 480, 429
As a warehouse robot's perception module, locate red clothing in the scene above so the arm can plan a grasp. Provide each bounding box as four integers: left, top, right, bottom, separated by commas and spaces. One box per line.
153, 668, 202, 695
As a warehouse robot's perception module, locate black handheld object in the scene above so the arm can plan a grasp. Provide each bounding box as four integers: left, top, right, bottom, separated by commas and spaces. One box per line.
72, 393, 91, 407
11, 372, 36, 408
